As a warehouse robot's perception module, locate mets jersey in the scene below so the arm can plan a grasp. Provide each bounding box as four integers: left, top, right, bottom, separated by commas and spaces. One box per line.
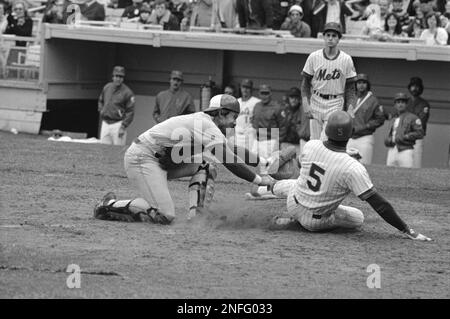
138, 112, 227, 156
302, 49, 356, 95
294, 140, 375, 214
236, 96, 260, 134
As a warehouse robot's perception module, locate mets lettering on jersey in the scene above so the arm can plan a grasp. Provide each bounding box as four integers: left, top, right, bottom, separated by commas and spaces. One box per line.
302, 49, 356, 95
293, 140, 374, 214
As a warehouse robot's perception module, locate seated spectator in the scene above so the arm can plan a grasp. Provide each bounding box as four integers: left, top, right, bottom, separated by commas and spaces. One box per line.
236, 0, 273, 30
138, 3, 151, 23
149, 0, 179, 30
431, 0, 446, 13
373, 12, 408, 41
122, 0, 144, 19
81, 0, 106, 21
280, 5, 311, 37
190, 0, 212, 27
272, 0, 293, 30
43, 0, 68, 24
312, 0, 353, 36
4, 1, 32, 46
405, 3, 426, 37
361, 2, 383, 35
420, 11, 448, 44
170, 0, 188, 25
390, 0, 410, 29
211, 0, 239, 30
440, 12, 450, 44
0, 2, 7, 33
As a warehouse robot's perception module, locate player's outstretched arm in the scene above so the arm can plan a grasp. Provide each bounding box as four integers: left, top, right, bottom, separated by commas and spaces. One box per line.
365, 191, 431, 241
300, 74, 313, 118
211, 142, 274, 186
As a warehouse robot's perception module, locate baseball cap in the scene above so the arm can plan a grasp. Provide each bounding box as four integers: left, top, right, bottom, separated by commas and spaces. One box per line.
288, 87, 301, 98
259, 84, 271, 93
171, 70, 183, 80
394, 92, 409, 101
241, 78, 253, 88
356, 73, 369, 83
203, 94, 240, 113
113, 66, 125, 76
289, 5, 303, 15
323, 22, 342, 38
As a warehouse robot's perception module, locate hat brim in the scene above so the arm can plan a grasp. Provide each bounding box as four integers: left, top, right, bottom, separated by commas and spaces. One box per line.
203, 107, 239, 113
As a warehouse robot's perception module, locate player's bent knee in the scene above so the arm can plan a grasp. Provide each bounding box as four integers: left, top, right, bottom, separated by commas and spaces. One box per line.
335, 206, 364, 229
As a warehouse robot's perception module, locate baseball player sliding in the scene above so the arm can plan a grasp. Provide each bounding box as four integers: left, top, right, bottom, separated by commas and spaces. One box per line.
93, 94, 274, 224
301, 22, 357, 141
267, 111, 431, 241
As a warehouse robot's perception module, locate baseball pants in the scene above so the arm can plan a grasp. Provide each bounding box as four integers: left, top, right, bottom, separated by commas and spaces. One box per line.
100, 120, 127, 146
273, 179, 364, 231
386, 147, 414, 168
310, 94, 344, 140
347, 134, 375, 165
412, 139, 423, 168
124, 142, 201, 219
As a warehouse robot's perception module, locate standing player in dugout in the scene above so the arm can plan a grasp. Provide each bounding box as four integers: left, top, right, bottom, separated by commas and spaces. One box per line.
301, 22, 357, 141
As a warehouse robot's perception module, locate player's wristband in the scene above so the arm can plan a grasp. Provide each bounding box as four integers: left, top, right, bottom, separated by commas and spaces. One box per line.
252, 174, 262, 185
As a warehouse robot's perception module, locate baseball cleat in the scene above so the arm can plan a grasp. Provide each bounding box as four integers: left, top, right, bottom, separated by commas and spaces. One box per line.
93, 192, 117, 219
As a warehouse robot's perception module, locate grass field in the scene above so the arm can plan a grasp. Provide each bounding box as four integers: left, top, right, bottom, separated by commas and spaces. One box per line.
0, 131, 449, 298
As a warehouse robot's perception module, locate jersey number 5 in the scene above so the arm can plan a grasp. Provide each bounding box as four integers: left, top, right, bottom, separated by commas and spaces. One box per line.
307, 163, 325, 192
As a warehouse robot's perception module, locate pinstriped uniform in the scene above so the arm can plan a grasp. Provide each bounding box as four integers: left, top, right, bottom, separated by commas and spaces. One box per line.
302, 49, 356, 140
273, 140, 374, 231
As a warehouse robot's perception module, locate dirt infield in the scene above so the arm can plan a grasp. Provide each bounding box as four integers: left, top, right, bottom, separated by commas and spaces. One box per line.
0, 131, 449, 299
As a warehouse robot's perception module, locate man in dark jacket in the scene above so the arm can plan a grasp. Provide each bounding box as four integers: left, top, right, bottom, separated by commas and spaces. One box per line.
302, 0, 352, 37
279, 87, 310, 156
347, 74, 385, 165
98, 66, 135, 145
406, 76, 430, 168
385, 93, 424, 168
236, 0, 273, 29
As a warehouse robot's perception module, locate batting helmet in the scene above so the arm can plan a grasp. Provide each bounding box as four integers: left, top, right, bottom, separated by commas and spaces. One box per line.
203, 94, 240, 114
323, 22, 342, 38
394, 92, 409, 102
325, 111, 353, 142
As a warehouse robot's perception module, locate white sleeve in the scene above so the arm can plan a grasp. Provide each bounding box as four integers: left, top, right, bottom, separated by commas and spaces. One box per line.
436, 28, 448, 45
344, 162, 374, 198
346, 55, 357, 79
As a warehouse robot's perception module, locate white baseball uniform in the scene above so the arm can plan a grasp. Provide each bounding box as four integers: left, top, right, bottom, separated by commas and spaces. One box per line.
273, 140, 374, 231
302, 49, 356, 140
124, 112, 227, 218
235, 96, 260, 152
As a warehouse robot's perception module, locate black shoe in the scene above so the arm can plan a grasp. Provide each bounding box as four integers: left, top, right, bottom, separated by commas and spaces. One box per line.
93, 192, 117, 219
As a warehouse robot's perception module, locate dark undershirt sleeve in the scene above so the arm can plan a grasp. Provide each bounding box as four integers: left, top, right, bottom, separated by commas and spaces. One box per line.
365, 191, 409, 232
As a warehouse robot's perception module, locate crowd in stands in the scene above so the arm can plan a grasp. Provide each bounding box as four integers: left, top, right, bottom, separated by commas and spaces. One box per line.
0, 0, 449, 45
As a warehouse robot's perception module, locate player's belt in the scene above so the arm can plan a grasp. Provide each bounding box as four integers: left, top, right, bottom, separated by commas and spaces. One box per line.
294, 195, 322, 219
313, 90, 341, 100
